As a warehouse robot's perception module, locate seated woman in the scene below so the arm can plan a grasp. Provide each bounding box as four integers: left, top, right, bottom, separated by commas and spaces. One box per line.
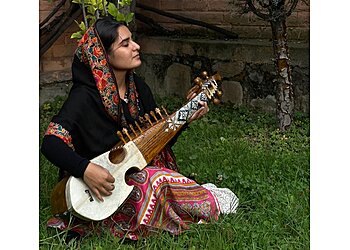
41, 15, 238, 241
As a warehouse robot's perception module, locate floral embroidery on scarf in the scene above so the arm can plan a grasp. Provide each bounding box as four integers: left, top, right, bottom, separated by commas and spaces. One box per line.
75, 26, 120, 122
45, 122, 75, 150
74, 26, 140, 124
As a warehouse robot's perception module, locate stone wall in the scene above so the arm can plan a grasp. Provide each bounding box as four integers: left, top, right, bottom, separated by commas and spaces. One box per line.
40, 36, 309, 114
135, 36, 309, 113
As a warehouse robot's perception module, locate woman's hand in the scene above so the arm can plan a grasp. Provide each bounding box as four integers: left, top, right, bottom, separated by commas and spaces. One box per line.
187, 93, 209, 123
83, 162, 115, 202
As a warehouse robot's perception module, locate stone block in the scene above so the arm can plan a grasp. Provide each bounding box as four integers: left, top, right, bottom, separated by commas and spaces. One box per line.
213, 61, 245, 78
42, 57, 72, 72
250, 95, 276, 113
195, 41, 235, 60
135, 61, 165, 97
181, 43, 195, 55
39, 81, 72, 106
164, 63, 192, 98
221, 80, 243, 105
40, 70, 72, 85
233, 43, 273, 64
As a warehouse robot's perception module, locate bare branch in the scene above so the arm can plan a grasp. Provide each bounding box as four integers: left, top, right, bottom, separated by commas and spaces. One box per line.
39, 0, 67, 28
40, 3, 82, 57
102, 0, 108, 16
246, 0, 270, 20
137, 3, 238, 39
285, 0, 299, 17
81, 1, 88, 28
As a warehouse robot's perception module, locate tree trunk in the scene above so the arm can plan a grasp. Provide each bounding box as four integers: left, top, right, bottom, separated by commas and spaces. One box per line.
270, 17, 294, 131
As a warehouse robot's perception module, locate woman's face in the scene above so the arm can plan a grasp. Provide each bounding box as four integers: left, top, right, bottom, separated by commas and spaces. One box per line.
108, 25, 141, 71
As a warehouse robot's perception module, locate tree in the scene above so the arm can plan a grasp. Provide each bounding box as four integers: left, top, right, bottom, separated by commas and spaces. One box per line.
239, 0, 300, 131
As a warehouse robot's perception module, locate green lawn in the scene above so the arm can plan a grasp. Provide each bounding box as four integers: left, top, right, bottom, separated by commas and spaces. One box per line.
39, 95, 310, 249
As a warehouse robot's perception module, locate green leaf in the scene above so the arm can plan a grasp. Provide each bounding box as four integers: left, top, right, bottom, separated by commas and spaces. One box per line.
97, 0, 105, 11
124, 12, 134, 24
107, 2, 118, 17
72, 0, 82, 4
87, 5, 97, 15
121, 0, 132, 6
71, 31, 83, 39
78, 21, 86, 31
116, 11, 125, 22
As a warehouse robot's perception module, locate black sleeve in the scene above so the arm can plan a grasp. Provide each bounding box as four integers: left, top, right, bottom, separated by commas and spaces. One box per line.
41, 135, 90, 178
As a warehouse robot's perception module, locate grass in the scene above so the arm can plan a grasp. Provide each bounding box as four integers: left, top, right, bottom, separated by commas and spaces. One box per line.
39, 95, 310, 249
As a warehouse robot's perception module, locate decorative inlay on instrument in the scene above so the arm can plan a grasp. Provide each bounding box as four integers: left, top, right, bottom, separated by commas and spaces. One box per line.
51, 72, 223, 221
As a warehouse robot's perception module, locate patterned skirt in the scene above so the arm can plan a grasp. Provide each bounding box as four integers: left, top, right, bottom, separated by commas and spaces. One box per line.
47, 166, 222, 240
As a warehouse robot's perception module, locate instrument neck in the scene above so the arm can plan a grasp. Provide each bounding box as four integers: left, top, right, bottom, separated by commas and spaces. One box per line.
133, 91, 209, 163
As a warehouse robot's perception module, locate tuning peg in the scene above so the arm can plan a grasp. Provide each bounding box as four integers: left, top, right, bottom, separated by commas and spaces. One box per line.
135, 121, 143, 133
161, 106, 169, 116
116, 131, 127, 144
155, 107, 163, 119
213, 98, 221, 105
122, 128, 132, 141
201, 71, 208, 79
216, 90, 223, 97
212, 72, 222, 81
194, 77, 203, 87
150, 110, 158, 122
144, 113, 153, 126
129, 124, 137, 136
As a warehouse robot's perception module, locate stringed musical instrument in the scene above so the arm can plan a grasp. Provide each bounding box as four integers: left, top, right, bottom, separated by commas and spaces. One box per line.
51, 71, 223, 221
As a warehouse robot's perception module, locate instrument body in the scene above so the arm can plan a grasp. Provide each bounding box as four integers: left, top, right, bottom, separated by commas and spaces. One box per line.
65, 142, 146, 221
51, 72, 222, 221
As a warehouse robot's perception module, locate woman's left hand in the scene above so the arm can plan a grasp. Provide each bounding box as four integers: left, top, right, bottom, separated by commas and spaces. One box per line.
187, 93, 209, 123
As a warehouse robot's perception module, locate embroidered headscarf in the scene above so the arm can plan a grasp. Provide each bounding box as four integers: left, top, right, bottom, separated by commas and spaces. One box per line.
75, 24, 140, 125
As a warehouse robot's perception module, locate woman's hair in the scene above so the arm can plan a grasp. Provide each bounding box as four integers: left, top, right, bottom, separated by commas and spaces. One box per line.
94, 16, 126, 54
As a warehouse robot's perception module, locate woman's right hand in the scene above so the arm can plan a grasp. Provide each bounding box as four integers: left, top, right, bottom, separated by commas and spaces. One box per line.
83, 162, 115, 202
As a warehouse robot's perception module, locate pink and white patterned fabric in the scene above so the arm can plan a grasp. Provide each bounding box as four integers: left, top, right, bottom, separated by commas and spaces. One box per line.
47, 166, 220, 240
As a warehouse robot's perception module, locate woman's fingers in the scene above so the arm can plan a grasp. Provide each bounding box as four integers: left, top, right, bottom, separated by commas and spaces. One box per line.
189, 101, 209, 123
91, 187, 104, 202
83, 162, 116, 201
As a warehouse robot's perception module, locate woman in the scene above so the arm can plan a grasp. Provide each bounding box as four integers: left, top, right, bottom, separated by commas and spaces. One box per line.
41, 16, 238, 241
